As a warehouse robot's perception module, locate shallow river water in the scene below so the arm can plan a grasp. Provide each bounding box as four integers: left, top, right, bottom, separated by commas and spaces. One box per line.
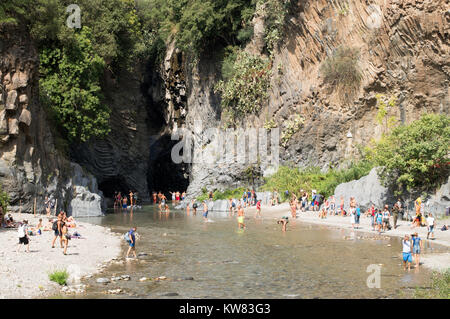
70, 205, 447, 299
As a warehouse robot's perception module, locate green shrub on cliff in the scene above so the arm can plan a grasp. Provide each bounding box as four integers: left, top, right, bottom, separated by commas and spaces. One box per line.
39, 27, 111, 143
0, 0, 26, 26
136, 0, 256, 56
215, 50, 271, 122
0, 184, 9, 211
366, 113, 450, 196
258, 0, 295, 55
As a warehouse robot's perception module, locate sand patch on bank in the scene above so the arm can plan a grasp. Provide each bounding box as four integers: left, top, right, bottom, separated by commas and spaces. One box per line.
0, 213, 121, 299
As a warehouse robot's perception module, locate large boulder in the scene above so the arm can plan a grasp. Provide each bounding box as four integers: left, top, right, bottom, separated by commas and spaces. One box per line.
425, 177, 450, 218
68, 185, 103, 217
333, 168, 395, 212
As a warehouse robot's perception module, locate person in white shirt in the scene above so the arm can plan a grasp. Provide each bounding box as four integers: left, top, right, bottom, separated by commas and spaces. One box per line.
402, 234, 412, 271
426, 213, 435, 239
17, 220, 30, 253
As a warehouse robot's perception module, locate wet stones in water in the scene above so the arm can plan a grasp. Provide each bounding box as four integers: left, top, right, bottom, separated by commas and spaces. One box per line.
162, 292, 179, 296
61, 284, 86, 294
96, 278, 111, 284
105, 288, 124, 295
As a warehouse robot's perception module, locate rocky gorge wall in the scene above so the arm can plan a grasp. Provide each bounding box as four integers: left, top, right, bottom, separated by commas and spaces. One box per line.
177, 0, 449, 198
0, 26, 105, 217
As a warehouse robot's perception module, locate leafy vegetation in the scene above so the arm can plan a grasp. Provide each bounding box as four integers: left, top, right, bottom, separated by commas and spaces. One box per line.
196, 187, 247, 202
215, 50, 271, 123
260, 160, 374, 200
280, 115, 304, 147
0, 0, 26, 26
414, 270, 450, 299
39, 27, 110, 143
0, 184, 9, 211
366, 114, 450, 196
320, 46, 362, 93
258, 0, 295, 55
375, 94, 398, 134
48, 269, 69, 286
136, 0, 256, 57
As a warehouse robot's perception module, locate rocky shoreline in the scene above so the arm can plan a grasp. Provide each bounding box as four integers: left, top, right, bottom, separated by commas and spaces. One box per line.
0, 213, 121, 299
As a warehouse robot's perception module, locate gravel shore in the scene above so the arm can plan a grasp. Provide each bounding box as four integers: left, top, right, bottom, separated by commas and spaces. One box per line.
0, 213, 121, 299
245, 203, 450, 272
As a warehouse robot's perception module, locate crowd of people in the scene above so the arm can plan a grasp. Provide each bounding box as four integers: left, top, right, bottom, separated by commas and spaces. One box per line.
5, 209, 79, 255
113, 191, 139, 211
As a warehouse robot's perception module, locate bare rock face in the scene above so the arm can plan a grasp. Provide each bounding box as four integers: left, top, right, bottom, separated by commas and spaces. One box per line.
18, 108, 31, 126
7, 118, 18, 135
0, 25, 105, 216
5, 90, 18, 111
183, 0, 449, 196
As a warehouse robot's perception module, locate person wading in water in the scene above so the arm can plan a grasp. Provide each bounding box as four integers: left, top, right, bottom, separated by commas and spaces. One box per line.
237, 205, 245, 229
202, 201, 209, 222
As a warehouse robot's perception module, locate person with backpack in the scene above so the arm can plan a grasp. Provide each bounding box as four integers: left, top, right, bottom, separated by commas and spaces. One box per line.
51, 215, 63, 248
125, 227, 137, 259
17, 220, 30, 253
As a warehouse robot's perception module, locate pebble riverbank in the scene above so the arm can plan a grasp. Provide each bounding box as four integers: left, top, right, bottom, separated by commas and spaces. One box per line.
0, 213, 121, 298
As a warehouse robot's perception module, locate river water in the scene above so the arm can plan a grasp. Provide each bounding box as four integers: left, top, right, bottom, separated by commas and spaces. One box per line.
71, 205, 446, 299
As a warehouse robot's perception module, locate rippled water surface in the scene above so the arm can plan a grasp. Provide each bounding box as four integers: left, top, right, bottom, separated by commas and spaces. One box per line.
72, 205, 447, 299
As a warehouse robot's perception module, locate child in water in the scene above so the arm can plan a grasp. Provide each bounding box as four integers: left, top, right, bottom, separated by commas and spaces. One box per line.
277, 217, 289, 232
237, 205, 245, 229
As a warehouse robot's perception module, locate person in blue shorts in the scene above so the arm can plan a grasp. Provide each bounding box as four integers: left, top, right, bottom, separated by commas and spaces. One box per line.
126, 227, 137, 258
202, 201, 209, 221
402, 234, 412, 271
376, 209, 383, 233
412, 232, 422, 268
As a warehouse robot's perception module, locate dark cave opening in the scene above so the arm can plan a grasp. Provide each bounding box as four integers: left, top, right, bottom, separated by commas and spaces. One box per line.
98, 176, 130, 199
147, 134, 189, 197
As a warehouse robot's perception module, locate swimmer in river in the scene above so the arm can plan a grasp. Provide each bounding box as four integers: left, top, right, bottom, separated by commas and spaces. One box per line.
202, 201, 208, 221
277, 216, 289, 232
237, 205, 245, 229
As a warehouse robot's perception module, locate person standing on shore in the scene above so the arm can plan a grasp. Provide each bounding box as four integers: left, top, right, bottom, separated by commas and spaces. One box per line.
355, 205, 361, 227
51, 215, 63, 248
237, 205, 245, 229
392, 203, 400, 229
186, 201, 190, 216
61, 221, 69, 255
126, 227, 137, 259
382, 205, 391, 231
411, 232, 422, 268
17, 220, 30, 253
426, 213, 435, 239
402, 234, 413, 271
340, 196, 344, 216
290, 200, 297, 218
